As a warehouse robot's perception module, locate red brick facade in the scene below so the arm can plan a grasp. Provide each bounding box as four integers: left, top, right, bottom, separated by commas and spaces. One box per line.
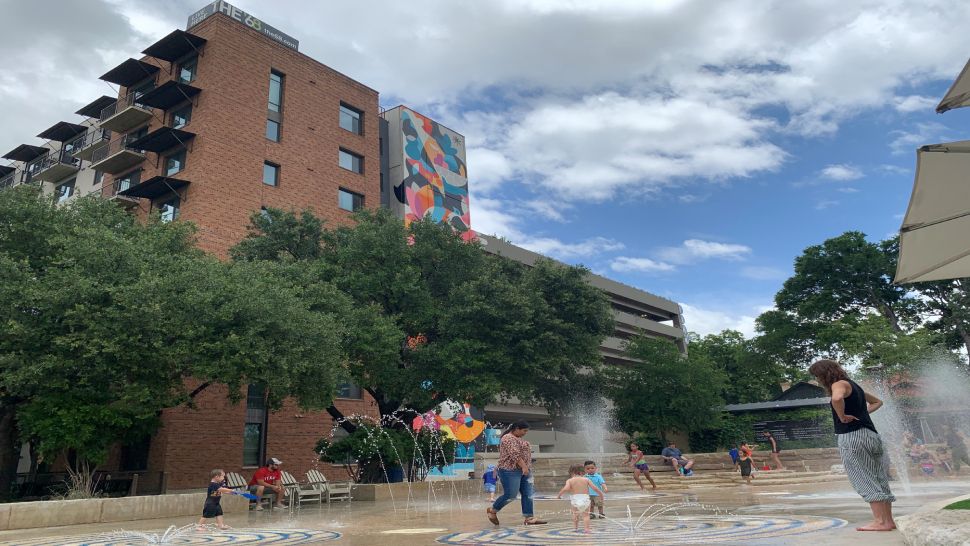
97, 14, 384, 491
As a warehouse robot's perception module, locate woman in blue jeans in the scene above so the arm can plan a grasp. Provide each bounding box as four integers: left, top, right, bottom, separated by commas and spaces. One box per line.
485, 421, 547, 526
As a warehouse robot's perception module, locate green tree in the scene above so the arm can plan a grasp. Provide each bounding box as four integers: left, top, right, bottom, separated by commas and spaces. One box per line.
605, 336, 726, 443
688, 330, 786, 404
0, 188, 346, 499
232, 208, 614, 426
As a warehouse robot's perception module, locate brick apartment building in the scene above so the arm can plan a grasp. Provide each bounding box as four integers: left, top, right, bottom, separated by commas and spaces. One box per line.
3, 2, 686, 492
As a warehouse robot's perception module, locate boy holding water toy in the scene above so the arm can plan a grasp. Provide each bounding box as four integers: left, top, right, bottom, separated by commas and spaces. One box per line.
584, 460, 608, 519
198, 469, 237, 530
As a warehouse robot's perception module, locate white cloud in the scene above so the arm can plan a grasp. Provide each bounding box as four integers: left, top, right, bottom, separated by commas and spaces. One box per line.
740, 266, 789, 281
610, 256, 676, 273
836, 187, 860, 193
657, 239, 752, 265
523, 200, 569, 222
889, 122, 952, 155
878, 164, 911, 176
681, 303, 771, 338
678, 193, 709, 204
892, 95, 938, 113
815, 200, 840, 210
820, 164, 863, 181
520, 236, 624, 259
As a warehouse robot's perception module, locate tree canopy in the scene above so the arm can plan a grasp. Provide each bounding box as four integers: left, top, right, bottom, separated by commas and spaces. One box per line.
0, 188, 347, 498
232, 207, 615, 423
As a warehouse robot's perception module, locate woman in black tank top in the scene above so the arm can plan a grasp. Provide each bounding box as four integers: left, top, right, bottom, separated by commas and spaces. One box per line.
808, 359, 896, 533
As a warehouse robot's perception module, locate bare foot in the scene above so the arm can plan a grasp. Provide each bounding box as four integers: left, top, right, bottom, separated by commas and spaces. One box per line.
651, 485, 657, 490
856, 523, 896, 531
196, 526, 206, 531
217, 525, 231, 530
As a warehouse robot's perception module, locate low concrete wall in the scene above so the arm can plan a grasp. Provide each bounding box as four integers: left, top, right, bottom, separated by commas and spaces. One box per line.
0, 493, 247, 531
898, 493, 970, 546
353, 480, 480, 502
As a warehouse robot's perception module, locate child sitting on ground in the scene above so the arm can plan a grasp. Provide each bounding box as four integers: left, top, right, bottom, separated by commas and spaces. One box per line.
583, 460, 608, 520
482, 464, 498, 502
557, 464, 605, 534
198, 469, 234, 530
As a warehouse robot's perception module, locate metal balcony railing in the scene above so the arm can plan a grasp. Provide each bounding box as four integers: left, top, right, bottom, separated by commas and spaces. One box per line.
90, 133, 145, 165
32, 149, 80, 177
0, 172, 15, 190
99, 90, 152, 122
72, 128, 111, 156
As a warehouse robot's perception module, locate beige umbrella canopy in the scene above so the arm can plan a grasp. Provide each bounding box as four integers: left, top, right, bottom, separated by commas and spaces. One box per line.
937, 58, 970, 113
895, 142, 970, 283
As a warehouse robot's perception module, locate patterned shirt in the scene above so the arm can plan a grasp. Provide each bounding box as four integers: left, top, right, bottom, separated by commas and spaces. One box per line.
498, 433, 531, 471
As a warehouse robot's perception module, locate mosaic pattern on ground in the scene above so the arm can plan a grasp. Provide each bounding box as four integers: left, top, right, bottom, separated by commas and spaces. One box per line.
5, 528, 341, 546
437, 515, 846, 544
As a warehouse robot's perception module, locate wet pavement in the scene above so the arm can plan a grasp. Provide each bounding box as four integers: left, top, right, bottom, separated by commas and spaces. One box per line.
1, 478, 966, 545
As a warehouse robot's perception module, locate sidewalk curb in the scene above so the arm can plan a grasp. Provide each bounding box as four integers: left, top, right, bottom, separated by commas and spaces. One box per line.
897, 492, 970, 546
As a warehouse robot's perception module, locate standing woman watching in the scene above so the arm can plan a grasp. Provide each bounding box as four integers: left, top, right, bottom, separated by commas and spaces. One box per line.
486, 422, 547, 526
763, 431, 785, 470
808, 359, 896, 532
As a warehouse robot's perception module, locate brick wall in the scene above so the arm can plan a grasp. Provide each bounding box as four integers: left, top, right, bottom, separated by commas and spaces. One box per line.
99, 15, 386, 491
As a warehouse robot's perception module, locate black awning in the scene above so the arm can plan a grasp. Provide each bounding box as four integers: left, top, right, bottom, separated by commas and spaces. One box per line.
119, 176, 190, 199
142, 29, 207, 62
100, 58, 160, 87
136, 81, 201, 110
37, 121, 88, 142
125, 127, 195, 153
0, 165, 15, 176
2, 144, 49, 161
76, 95, 117, 118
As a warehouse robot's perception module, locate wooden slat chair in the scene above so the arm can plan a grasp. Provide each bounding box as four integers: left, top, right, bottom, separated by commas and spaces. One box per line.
225, 472, 272, 510
305, 469, 331, 502
280, 470, 324, 507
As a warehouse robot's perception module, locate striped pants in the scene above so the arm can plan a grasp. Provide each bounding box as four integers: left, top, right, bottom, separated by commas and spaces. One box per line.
837, 428, 896, 503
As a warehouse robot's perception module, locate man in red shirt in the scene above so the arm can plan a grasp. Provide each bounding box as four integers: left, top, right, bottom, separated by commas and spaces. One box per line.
248, 457, 286, 510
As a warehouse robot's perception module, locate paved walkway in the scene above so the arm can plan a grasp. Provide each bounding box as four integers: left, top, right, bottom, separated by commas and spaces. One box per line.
2, 478, 967, 545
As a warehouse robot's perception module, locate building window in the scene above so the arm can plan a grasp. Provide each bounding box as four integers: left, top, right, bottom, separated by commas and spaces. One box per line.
263, 162, 279, 186
171, 104, 192, 129
338, 149, 363, 174
338, 188, 364, 211
94, 170, 104, 187
265, 119, 280, 142
131, 80, 155, 105
243, 385, 267, 467
268, 71, 284, 112
114, 170, 140, 194
336, 381, 363, 400
55, 179, 75, 204
165, 150, 186, 176
178, 56, 198, 84
339, 103, 362, 134
157, 196, 180, 223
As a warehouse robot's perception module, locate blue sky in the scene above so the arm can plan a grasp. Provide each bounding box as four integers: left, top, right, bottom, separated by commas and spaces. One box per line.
2, 0, 970, 335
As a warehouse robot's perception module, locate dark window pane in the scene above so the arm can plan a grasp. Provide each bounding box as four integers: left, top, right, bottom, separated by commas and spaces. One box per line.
268, 72, 283, 112
338, 189, 363, 212
336, 381, 362, 399
158, 197, 180, 222
179, 57, 198, 84
266, 119, 280, 141
165, 151, 186, 176
172, 105, 192, 129
339, 104, 361, 134
338, 150, 362, 173
263, 162, 278, 186
56, 180, 75, 204
243, 423, 262, 467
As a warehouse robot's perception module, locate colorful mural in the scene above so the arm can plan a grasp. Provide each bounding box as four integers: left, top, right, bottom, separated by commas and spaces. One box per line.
393, 108, 473, 238
412, 400, 486, 444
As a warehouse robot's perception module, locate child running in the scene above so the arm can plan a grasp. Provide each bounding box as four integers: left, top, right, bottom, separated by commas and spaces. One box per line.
198, 469, 234, 531
583, 460, 608, 519
625, 442, 657, 490
558, 464, 605, 534
482, 464, 498, 502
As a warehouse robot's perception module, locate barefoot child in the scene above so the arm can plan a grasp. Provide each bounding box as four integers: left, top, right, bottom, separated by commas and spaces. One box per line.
738, 450, 753, 485
625, 442, 657, 490
483, 464, 498, 502
557, 464, 605, 533
583, 460, 607, 519
198, 469, 234, 530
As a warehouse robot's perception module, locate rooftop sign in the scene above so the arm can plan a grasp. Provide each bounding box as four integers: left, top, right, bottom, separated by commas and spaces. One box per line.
187, 1, 299, 51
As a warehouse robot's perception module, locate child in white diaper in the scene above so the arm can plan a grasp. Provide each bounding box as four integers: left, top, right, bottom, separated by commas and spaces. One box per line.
557, 464, 605, 533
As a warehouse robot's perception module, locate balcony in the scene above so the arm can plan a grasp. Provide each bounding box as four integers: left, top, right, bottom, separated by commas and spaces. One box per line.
0, 166, 15, 191
118, 174, 190, 202
99, 91, 154, 133
76, 95, 117, 120
31, 149, 81, 183
71, 128, 112, 161
90, 135, 146, 175
103, 173, 141, 208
